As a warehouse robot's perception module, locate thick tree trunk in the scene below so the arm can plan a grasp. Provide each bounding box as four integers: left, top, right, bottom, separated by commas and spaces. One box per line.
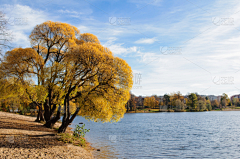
36, 110, 40, 121
44, 105, 61, 128
58, 107, 80, 133
43, 100, 50, 122
50, 104, 57, 117
58, 95, 69, 133
35, 104, 44, 122
58, 120, 69, 133
58, 95, 80, 133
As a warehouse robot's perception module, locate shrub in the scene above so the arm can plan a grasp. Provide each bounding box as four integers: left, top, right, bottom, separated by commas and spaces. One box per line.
73, 124, 90, 138
57, 124, 90, 147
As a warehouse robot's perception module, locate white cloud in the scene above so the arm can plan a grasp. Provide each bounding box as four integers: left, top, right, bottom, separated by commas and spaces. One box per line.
77, 25, 90, 33
57, 9, 94, 20
128, 0, 163, 7
58, 9, 84, 15
2, 4, 49, 48
135, 37, 157, 44
130, 0, 240, 97
12, 31, 30, 48
103, 37, 139, 55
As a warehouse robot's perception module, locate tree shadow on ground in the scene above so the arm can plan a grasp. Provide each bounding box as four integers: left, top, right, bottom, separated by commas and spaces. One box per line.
0, 112, 74, 150
0, 120, 55, 132
0, 134, 65, 149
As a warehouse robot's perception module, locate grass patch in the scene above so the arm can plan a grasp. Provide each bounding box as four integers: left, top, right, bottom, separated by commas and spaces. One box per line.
58, 133, 86, 147
149, 109, 160, 112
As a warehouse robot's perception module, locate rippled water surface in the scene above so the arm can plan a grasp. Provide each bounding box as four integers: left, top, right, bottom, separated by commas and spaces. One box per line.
71, 111, 240, 158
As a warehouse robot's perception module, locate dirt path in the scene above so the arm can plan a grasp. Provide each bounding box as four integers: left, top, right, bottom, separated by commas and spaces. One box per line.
0, 111, 94, 159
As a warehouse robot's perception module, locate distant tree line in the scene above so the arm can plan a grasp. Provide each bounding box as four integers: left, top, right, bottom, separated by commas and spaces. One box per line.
125, 92, 239, 112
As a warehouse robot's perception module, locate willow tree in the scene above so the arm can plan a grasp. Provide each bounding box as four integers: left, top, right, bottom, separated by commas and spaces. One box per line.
1, 21, 133, 132
56, 41, 132, 132
1, 47, 48, 121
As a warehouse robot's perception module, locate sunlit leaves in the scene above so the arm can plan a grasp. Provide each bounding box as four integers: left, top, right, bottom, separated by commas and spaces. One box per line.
144, 96, 159, 109
64, 42, 132, 122
30, 21, 80, 48
1, 20, 133, 124
80, 33, 100, 44
2, 48, 43, 79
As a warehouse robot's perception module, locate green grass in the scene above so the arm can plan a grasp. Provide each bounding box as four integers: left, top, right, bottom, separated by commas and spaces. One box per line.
149, 109, 160, 112
58, 133, 86, 147
150, 109, 159, 111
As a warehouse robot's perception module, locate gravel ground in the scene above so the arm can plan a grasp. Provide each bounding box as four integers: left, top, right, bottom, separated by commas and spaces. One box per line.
0, 111, 94, 159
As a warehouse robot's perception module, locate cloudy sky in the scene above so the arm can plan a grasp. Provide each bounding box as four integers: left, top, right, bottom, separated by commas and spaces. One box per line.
1, 0, 240, 97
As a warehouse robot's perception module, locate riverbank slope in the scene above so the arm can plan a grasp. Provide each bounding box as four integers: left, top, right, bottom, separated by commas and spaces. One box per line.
0, 111, 94, 159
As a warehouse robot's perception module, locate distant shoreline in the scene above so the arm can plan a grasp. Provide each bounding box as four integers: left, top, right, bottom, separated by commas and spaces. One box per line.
125, 108, 240, 113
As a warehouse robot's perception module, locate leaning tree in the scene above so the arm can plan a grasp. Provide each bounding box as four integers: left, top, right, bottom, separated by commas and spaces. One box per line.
1, 21, 133, 132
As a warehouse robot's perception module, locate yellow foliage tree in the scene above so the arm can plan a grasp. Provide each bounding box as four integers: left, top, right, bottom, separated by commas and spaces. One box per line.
144, 96, 159, 109
169, 91, 184, 107
1, 21, 133, 132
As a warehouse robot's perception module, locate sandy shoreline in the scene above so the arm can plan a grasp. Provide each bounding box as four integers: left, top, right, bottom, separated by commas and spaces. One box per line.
0, 111, 94, 159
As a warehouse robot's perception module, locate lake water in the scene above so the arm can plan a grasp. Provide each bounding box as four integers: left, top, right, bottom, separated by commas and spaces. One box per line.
70, 111, 240, 158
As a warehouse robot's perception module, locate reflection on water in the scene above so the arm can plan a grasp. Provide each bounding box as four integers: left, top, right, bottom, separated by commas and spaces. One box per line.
70, 111, 240, 158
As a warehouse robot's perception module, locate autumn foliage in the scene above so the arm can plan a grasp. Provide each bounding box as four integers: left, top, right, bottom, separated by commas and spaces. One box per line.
144, 96, 159, 109
0, 21, 133, 132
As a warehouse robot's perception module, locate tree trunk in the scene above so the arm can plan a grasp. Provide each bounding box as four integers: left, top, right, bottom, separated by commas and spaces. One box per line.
58, 107, 80, 133
43, 100, 50, 122
44, 105, 61, 128
50, 104, 57, 117
35, 104, 44, 122
58, 95, 69, 133
58, 120, 69, 133
58, 95, 80, 133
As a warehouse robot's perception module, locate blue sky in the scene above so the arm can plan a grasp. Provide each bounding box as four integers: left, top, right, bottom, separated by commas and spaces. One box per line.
1, 0, 240, 97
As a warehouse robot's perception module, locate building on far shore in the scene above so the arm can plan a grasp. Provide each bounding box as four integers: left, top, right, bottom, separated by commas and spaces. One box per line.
207, 95, 221, 102
230, 94, 240, 101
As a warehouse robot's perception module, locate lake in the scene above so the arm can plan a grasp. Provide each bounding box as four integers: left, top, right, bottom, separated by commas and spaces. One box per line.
70, 111, 240, 158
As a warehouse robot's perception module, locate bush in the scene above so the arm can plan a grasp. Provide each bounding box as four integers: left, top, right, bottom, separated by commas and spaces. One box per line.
58, 124, 90, 147
73, 124, 90, 138
58, 133, 86, 147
